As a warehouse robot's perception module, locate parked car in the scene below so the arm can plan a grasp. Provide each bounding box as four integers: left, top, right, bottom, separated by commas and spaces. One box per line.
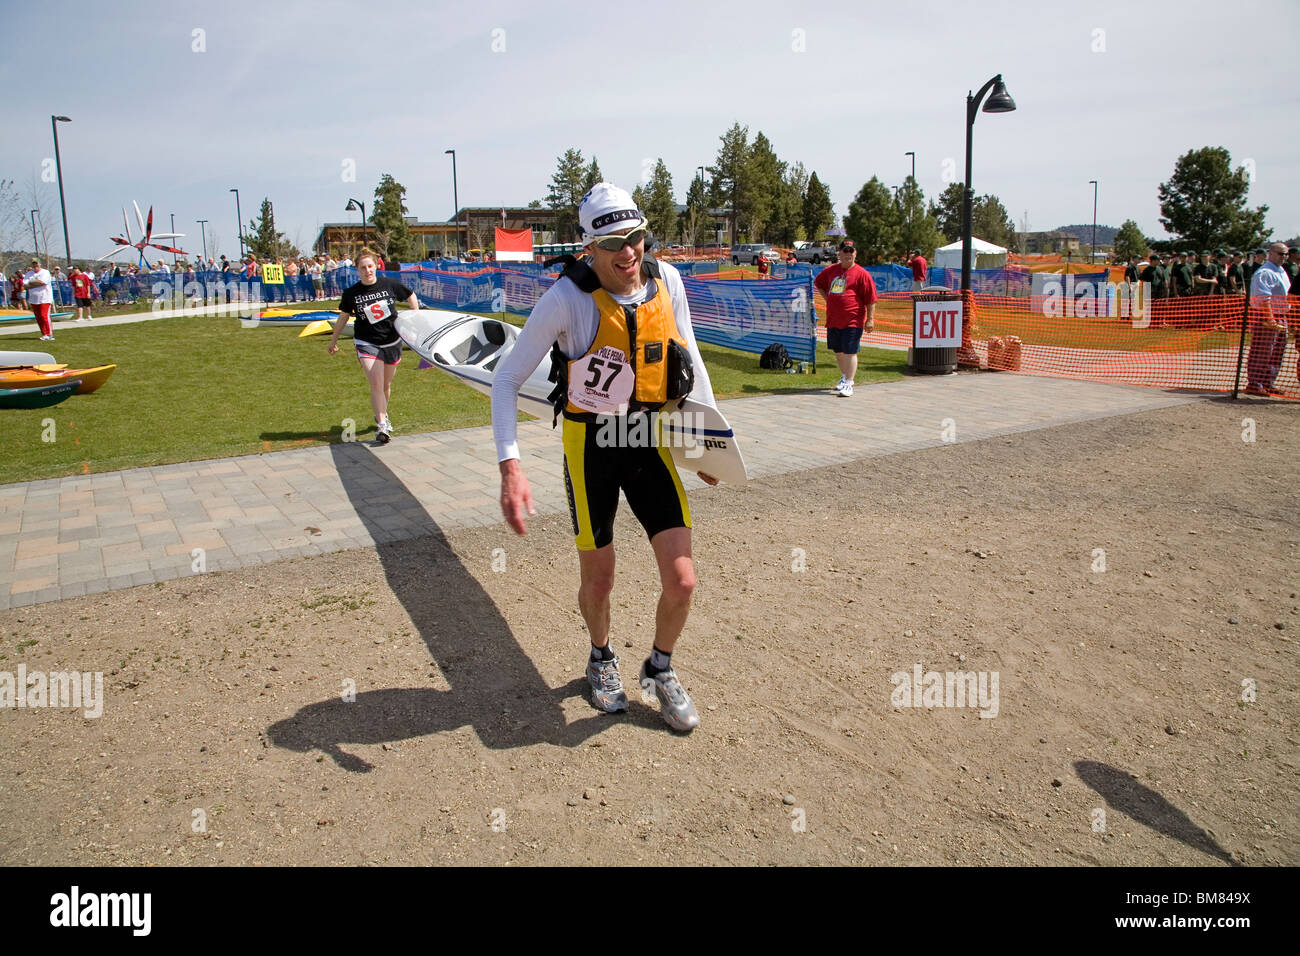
731, 243, 777, 266
794, 241, 839, 264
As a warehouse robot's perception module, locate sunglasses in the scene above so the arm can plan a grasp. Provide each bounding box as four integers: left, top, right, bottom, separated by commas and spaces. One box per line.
593, 228, 648, 252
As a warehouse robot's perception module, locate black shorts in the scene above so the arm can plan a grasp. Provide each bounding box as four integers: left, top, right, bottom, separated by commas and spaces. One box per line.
75, 297, 92, 308
827, 326, 863, 354
355, 340, 402, 365
562, 415, 691, 551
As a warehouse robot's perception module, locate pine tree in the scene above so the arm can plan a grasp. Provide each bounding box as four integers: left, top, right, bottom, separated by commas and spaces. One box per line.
928, 182, 965, 242
770, 161, 808, 247
642, 159, 677, 244
584, 156, 603, 192
1111, 219, 1149, 261
708, 123, 751, 244
745, 132, 782, 241
680, 173, 712, 248
896, 177, 945, 261
844, 178, 900, 264
546, 148, 589, 242
246, 198, 283, 260
801, 172, 833, 241
1158, 147, 1269, 251
971, 194, 1016, 250
371, 173, 416, 262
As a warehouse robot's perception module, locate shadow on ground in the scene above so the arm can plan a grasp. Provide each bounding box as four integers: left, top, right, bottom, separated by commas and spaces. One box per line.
1075, 760, 1239, 865
267, 441, 635, 771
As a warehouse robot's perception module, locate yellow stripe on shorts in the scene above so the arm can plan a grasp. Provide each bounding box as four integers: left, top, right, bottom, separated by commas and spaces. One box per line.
562, 418, 597, 551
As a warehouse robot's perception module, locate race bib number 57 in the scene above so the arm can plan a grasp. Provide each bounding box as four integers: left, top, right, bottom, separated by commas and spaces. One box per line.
569, 345, 634, 414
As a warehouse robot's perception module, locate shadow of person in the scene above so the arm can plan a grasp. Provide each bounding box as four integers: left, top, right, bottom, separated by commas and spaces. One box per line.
1074, 760, 1239, 866
267, 440, 619, 771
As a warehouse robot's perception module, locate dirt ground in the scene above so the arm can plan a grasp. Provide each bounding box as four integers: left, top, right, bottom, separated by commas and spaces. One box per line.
1, 397, 1296, 866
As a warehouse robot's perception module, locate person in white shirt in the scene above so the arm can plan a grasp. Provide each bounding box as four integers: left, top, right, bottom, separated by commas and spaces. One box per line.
492, 182, 718, 732
24, 258, 56, 340
1245, 242, 1292, 395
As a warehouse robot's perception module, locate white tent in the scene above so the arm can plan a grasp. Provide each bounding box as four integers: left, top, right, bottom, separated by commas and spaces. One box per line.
934, 237, 1008, 270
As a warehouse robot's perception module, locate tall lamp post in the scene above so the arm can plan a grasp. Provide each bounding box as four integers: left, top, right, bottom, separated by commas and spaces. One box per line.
51, 115, 71, 269
30, 209, 42, 259
345, 198, 367, 253
960, 74, 1017, 295
905, 150, 915, 183
696, 165, 706, 249
230, 188, 245, 259
445, 149, 460, 255
1089, 180, 1098, 264
197, 220, 209, 262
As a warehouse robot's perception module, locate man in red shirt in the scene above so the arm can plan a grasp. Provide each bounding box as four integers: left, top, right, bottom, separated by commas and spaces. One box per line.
70, 266, 95, 322
909, 250, 927, 291
813, 239, 877, 397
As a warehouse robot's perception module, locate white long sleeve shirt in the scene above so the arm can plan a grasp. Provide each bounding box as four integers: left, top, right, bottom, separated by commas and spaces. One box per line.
491, 259, 715, 462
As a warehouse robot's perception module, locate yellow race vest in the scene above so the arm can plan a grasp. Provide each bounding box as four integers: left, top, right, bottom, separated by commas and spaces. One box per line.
564, 278, 689, 417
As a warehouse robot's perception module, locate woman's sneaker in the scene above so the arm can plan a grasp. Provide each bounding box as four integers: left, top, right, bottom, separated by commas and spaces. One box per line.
375, 417, 393, 443
639, 660, 700, 732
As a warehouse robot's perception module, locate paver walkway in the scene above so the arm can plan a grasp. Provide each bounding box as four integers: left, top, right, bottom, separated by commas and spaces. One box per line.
0, 374, 1206, 609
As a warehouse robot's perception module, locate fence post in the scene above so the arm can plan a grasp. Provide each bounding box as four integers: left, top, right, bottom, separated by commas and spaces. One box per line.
1231, 292, 1251, 398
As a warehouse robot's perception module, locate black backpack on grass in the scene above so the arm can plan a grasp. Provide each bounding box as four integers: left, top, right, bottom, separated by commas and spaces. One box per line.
760, 343, 793, 370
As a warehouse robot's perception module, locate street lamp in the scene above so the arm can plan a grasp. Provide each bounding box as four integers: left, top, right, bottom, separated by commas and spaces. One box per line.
197, 220, 208, 262
960, 74, 1016, 295
445, 149, 460, 255
230, 188, 245, 258
1089, 180, 1098, 264
30, 209, 41, 259
905, 151, 915, 183
345, 198, 367, 251
51, 115, 71, 269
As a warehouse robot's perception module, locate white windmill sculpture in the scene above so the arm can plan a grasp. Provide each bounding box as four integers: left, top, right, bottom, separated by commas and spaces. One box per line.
98, 201, 188, 268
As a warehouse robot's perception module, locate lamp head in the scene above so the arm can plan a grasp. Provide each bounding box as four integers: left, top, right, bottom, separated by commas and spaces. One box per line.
982, 76, 1016, 113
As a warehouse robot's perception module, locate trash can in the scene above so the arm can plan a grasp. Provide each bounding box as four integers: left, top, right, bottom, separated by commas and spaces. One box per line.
909, 291, 960, 374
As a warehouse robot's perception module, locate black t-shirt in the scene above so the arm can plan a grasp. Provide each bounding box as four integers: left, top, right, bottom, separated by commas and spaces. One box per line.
1124, 264, 1140, 282
1140, 264, 1167, 297
339, 275, 413, 346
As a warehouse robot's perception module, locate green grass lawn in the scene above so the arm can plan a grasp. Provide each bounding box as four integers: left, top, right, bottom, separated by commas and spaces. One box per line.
0, 310, 905, 485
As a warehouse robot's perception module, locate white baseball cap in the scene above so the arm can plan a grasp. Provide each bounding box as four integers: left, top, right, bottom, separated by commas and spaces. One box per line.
579, 183, 647, 243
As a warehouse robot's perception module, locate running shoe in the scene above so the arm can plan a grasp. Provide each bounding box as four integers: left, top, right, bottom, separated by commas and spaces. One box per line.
839, 381, 854, 397
587, 653, 628, 713
639, 660, 700, 731
832, 377, 847, 395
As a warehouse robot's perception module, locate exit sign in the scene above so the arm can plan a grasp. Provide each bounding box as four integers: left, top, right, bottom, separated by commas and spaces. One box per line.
913, 299, 963, 347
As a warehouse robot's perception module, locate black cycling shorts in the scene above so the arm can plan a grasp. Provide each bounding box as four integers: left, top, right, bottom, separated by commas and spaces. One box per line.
562, 415, 690, 551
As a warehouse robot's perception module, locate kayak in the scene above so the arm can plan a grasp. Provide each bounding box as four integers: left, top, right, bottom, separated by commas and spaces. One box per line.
299, 317, 353, 338
242, 309, 340, 328
0, 380, 81, 409
0, 350, 56, 366
0, 309, 74, 324
0, 363, 116, 394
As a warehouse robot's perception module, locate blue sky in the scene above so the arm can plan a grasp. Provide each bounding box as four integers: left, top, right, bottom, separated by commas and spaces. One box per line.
4, 0, 1297, 259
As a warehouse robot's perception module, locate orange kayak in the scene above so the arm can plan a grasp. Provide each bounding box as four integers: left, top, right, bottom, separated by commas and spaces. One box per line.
0, 363, 116, 395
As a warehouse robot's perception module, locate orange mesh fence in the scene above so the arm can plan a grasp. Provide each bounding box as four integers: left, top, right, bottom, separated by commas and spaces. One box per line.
813, 286, 1299, 400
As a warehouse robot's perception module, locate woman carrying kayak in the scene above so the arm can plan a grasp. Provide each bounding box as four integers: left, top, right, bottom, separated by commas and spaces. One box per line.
327, 248, 418, 444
